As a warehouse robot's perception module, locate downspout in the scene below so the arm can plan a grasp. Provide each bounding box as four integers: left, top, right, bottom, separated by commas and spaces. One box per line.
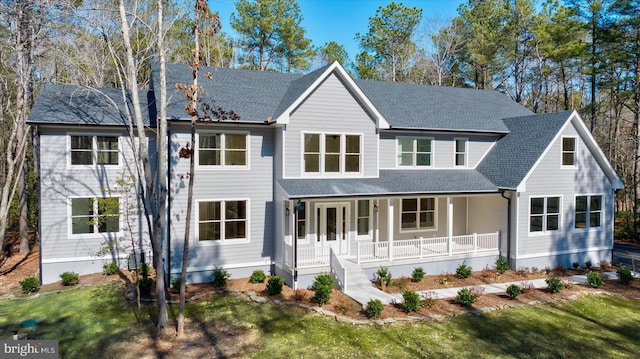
33, 126, 42, 285
500, 190, 512, 268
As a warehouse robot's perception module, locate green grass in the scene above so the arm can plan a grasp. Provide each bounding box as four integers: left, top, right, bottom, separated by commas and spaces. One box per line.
2, 285, 640, 358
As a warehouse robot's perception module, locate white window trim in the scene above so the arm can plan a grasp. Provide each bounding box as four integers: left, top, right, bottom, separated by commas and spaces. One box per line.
67, 133, 122, 169
301, 132, 364, 176
454, 137, 468, 168
68, 195, 122, 238
195, 198, 250, 245
573, 194, 604, 232
356, 199, 373, 240
195, 131, 250, 170
561, 136, 577, 168
399, 197, 438, 233
296, 201, 309, 244
396, 136, 434, 169
528, 195, 563, 235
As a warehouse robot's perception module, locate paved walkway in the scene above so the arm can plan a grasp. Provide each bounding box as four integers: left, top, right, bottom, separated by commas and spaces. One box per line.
372, 272, 634, 304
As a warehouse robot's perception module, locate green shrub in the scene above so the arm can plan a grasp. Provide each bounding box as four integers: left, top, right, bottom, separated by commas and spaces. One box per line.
171, 277, 182, 294
506, 284, 521, 299
456, 263, 472, 279
249, 270, 267, 284
20, 276, 40, 294
138, 262, 152, 277
312, 273, 334, 306
266, 275, 284, 295
103, 262, 119, 275
364, 299, 385, 318
585, 260, 593, 270
376, 266, 392, 287
411, 267, 425, 282
546, 275, 563, 293
572, 262, 580, 269
586, 271, 604, 288
60, 272, 79, 286
496, 257, 509, 274
212, 268, 231, 288
138, 277, 153, 297
617, 266, 635, 285
456, 288, 477, 307
401, 290, 421, 312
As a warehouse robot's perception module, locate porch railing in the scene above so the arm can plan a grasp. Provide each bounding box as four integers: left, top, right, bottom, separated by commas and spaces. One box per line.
298, 246, 330, 267
357, 231, 499, 264
330, 248, 347, 291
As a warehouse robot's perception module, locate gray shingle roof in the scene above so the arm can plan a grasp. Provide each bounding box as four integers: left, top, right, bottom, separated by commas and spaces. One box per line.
477, 110, 573, 189
157, 63, 531, 131
355, 79, 533, 132
28, 85, 152, 126
278, 169, 499, 198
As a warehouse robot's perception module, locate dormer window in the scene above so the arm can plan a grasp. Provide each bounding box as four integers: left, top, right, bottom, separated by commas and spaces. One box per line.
562, 137, 576, 166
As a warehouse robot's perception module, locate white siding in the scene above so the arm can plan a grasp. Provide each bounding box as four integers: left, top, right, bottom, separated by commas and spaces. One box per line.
379, 132, 499, 169
516, 120, 615, 259
283, 73, 378, 178
168, 125, 274, 275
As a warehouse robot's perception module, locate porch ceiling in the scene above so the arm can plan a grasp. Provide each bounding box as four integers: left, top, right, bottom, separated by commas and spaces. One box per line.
278, 169, 499, 198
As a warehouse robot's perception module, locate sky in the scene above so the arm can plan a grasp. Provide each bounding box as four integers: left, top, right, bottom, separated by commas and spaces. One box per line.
208, 0, 465, 63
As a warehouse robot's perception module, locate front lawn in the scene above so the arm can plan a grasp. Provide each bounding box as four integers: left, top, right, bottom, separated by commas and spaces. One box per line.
1, 284, 639, 358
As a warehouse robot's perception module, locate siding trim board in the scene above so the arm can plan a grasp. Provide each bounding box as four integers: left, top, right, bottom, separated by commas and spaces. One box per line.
515, 245, 612, 260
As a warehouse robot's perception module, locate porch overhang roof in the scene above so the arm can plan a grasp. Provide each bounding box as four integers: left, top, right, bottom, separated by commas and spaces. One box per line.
278, 170, 500, 199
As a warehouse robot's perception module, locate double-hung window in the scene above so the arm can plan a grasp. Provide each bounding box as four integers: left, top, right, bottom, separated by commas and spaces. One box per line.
357, 200, 371, 237
454, 138, 467, 167
198, 200, 247, 242
70, 135, 119, 166
562, 137, 576, 166
198, 133, 247, 167
71, 197, 120, 234
296, 202, 306, 240
397, 138, 432, 167
530, 197, 560, 232
401, 198, 436, 231
303, 133, 361, 174
575, 195, 602, 229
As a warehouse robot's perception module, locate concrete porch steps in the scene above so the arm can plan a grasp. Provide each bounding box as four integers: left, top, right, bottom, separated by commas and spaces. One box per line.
340, 260, 397, 306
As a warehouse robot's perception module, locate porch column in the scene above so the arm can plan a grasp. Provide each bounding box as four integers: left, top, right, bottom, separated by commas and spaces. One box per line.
387, 198, 394, 261
447, 196, 453, 256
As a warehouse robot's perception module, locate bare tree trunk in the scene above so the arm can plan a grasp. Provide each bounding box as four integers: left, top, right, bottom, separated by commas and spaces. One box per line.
117, 0, 168, 332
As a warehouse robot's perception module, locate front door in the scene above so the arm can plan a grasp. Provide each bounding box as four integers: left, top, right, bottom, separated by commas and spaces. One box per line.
317, 203, 349, 255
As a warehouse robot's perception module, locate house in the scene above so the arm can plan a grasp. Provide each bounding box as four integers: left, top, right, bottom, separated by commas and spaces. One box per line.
29, 62, 624, 292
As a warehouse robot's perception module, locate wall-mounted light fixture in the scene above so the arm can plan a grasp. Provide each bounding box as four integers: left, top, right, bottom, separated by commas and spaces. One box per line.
373, 204, 378, 213
285, 207, 290, 216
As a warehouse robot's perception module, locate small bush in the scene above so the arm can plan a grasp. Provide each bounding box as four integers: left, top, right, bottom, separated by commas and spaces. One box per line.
531, 267, 539, 273
171, 277, 182, 294
520, 281, 534, 293
471, 286, 485, 297
138, 277, 153, 297
506, 284, 521, 299
572, 262, 580, 269
617, 266, 635, 285
103, 262, 119, 275
312, 273, 334, 305
411, 267, 425, 282
422, 293, 436, 308
456, 263, 472, 279
554, 264, 567, 276
212, 268, 230, 288
599, 260, 610, 269
364, 299, 385, 318
496, 257, 509, 274
456, 288, 477, 307
585, 260, 593, 270
60, 272, 79, 286
138, 262, 152, 277
293, 288, 307, 301
563, 279, 575, 290
20, 276, 40, 294
376, 266, 392, 287
402, 290, 422, 312
249, 270, 267, 284
544, 266, 552, 275
546, 276, 563, 293
586, 271, 604, 288
391, 276, 411, 288
266, 275, 284, 295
